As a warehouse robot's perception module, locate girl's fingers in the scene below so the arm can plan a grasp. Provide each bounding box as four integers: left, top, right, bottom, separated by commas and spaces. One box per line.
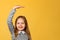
13, 6, 24, 9
19, 6, 24, 8
17, 6, 24, 9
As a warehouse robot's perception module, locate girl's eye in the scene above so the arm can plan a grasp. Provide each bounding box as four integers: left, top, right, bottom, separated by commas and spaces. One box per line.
17, 22, 25, 24
21, 23, 25, 24
17, 23, 20, 24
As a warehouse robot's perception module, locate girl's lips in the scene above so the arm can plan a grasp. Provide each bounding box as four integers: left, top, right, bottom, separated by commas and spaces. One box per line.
18, 26, 23, 28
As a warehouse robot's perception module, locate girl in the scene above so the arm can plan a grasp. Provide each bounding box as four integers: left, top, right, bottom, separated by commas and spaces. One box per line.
7, 6, 32, 40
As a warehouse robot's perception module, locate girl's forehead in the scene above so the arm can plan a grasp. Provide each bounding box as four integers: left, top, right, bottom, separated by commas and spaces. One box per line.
17, 18, 24, 22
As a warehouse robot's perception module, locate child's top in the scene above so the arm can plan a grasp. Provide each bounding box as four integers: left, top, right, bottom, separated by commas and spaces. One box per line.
7, 9, 28, 40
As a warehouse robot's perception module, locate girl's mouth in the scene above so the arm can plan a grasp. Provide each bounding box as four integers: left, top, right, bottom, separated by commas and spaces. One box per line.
18, 26, 23, 28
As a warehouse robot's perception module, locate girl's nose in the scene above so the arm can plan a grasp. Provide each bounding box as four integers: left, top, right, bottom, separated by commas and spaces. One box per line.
19, 23, 22, 26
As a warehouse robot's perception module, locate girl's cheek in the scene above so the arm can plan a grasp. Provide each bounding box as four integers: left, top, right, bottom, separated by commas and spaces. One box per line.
23, 24, 25, 28
16, 24, 19, 27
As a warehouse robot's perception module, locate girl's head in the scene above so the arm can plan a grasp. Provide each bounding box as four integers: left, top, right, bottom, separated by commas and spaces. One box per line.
14, 16, 31, 40
15, 16, 26, 31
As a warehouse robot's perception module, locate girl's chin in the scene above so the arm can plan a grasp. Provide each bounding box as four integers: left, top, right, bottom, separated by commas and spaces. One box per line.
18, 29, 24, 31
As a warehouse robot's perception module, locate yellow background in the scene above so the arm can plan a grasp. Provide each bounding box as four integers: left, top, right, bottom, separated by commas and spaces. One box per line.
0, 0, 60, 40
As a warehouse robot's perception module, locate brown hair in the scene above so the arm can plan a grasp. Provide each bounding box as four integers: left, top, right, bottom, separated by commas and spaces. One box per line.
14, 16, 32, 40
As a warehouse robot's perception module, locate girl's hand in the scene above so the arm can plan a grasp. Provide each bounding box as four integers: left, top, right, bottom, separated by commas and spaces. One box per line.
13, 5, 24, 9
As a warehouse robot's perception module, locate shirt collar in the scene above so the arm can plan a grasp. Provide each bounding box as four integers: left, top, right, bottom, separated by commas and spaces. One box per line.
18, 31, 25, 34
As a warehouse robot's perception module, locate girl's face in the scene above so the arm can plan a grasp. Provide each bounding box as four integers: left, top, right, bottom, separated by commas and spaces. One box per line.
16, 18, 25, 31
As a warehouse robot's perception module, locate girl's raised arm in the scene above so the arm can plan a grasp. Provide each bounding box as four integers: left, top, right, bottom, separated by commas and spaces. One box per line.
7, 6, 24, 34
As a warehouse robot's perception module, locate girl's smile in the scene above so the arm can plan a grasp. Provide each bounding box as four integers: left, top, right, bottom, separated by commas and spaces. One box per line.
18, 26, 23, 28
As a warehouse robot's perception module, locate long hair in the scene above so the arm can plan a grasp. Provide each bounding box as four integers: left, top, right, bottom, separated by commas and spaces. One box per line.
14, 16, 32, 40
